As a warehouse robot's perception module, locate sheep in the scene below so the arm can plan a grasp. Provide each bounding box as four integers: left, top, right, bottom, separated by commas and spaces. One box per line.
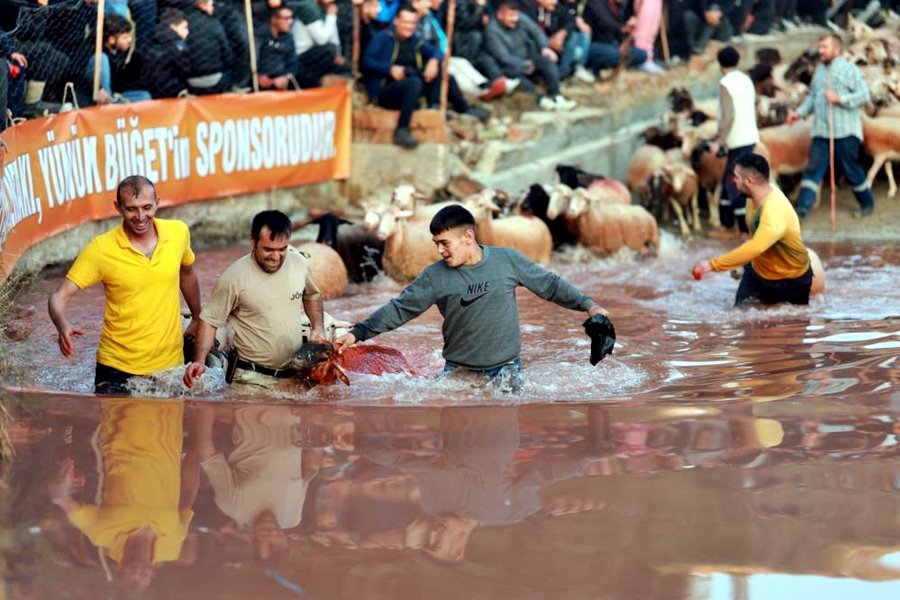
465, 191, 553, 264
862, 114, 900, 198
627, 144, 667, 205
375, 205, 443, 283
758, 121, 812, 178
390, 184, 456, 219
300, 211, 385, 283
520, 184, 579, 249
647, 161, 701, 237
565, 195, 659, 256
294, 242, 349, 299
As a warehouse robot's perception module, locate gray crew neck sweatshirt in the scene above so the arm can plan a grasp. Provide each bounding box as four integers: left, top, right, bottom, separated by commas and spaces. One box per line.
350, 246, 597, 370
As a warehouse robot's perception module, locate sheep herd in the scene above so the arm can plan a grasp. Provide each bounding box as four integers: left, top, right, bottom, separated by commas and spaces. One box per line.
293, 17, 900, 299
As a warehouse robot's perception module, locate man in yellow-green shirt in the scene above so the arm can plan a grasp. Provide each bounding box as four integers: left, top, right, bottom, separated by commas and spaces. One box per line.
691, 153, 814, 307
48, 175, 201, 394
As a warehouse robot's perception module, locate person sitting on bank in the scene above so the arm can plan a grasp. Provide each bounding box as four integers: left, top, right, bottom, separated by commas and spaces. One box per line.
86, 14, 151, 105
361, 3, 490, 150
691, 153, 818, 307
482, 0, 577, 111
332, 205, 608, 389
292, 0, 350, 88
257, 6, 298, 90
183, 210, 327, 388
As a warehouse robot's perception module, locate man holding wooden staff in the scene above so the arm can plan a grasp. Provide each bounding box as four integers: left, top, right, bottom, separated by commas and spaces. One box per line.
787, 33, 874, 220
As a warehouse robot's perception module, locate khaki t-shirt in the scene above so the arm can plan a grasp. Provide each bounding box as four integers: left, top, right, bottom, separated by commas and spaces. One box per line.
201, 248, 320, 368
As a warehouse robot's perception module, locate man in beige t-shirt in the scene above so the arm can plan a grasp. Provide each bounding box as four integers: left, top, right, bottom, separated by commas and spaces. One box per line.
183, 210, 326, 387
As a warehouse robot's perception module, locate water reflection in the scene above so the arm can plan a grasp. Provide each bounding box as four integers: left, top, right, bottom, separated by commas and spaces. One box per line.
23, 398, 199, 595
4, 395, 900, 597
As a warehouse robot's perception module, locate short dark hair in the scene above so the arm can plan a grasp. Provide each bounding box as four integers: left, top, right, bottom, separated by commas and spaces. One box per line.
270, 5, 292, 20
735, 153, 770, 181
430, 205, 475, 235
160, 8, 186, 26
116, 175, 155, 206
251, 210, 293, 240
717, 46, 740, 68
497, 0, 521, 10
396, 3, 418, 17
104, 14, 132, 38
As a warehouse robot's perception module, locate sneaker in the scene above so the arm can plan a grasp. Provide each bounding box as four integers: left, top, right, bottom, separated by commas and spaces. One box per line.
392, 127, 418, 150
573, 65, 596, 83
539, 96, 557, 110
780, 17, 798, 30
504, 78, 521, 95
464, 106, 491, 122
639, 61, 664, 74
851, 205, 874, 218
553, 95, 577, 111
479, 77, 507, 101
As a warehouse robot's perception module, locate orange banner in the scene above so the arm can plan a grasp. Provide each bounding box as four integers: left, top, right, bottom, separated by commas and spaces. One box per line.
0, 86, 351, 278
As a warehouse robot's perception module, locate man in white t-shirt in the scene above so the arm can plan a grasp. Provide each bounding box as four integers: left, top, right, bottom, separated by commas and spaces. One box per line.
710, 45, 759, 235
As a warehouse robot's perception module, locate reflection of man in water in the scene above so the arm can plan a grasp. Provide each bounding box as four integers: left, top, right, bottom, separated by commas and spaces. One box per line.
47, 399, 199, 591
194, 405, 324, 564
358, 407, 590, 562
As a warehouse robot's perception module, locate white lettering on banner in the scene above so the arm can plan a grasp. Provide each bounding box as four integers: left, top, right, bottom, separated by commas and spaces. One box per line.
0, 153, 41, 245
194, 111, 337, 176
37, 136, 103, 208
104, 120, 190, 188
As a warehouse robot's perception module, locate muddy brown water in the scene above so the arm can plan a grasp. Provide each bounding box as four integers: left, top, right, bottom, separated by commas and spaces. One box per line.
1, 237, 898, 598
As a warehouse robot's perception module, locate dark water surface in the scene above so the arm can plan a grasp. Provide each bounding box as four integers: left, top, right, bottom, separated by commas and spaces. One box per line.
1, 238, 898, 598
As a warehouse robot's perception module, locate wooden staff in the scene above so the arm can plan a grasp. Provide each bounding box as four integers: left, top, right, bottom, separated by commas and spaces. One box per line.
244, 0, 260, 92
828, 70, 836, 232
91, 0, 107, 102
659, 6, 670, 64
352, 3, 361, 78
439, 0, 457, 117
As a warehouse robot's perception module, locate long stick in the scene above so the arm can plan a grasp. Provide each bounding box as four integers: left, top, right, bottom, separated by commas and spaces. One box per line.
828, 72, 836, 232
439, 0, 457, 117
659, 7, 670, 65
92, 0, 107, 102
352, 4, 361, 78
244, 0, 260, 92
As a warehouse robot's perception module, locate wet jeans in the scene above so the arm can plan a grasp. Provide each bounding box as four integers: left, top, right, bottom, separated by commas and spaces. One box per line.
443, 357, 523, 392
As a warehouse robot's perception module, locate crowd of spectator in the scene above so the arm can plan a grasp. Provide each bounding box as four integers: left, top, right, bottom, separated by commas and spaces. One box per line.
1, 0, 898, 137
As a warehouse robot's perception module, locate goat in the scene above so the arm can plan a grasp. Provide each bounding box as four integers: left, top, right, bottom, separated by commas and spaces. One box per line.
648, 162, 701, 237
520, 184, 579, 249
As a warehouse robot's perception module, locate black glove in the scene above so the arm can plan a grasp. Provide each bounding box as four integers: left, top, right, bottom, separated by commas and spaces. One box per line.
583, 313, 616, 365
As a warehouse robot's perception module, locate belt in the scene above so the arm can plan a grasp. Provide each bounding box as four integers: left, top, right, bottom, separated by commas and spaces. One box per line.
235, 358, 295, 379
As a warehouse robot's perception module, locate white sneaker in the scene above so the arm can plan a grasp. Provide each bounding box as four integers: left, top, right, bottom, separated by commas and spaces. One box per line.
553, 95, 577, 111
505, 78, 521, 95
639, 61, 664, 75
539, 96, 557, 110
573, 65, 596, 83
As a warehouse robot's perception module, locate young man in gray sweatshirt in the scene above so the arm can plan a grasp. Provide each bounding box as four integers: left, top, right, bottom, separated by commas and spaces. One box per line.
332, 205, 608, 384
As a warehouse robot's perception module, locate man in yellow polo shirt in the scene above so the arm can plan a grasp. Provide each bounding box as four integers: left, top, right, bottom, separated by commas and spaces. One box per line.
691, 153, 816, 306
48, 175, 201, 394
